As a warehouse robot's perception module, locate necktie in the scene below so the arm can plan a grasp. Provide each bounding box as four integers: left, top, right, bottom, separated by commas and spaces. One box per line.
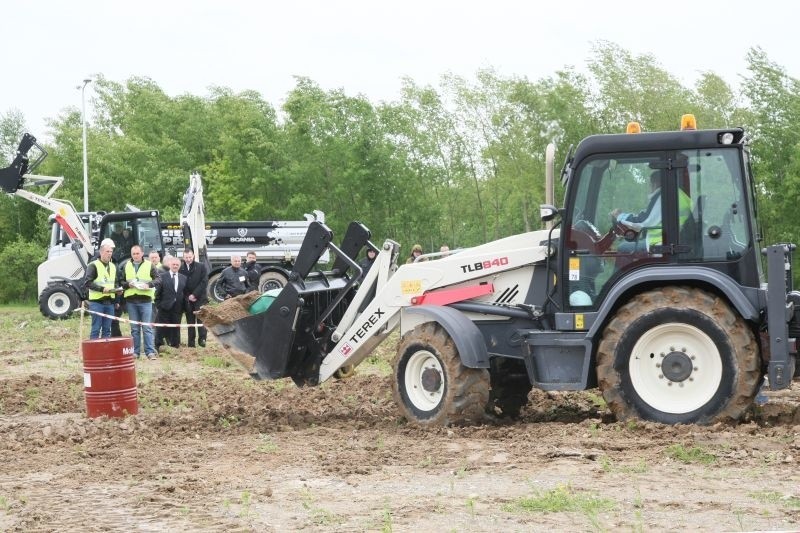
172, 273, 178, 293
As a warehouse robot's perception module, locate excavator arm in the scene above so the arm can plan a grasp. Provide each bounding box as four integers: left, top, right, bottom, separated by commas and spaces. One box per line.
0, 133, 94, 257
200, 219, 548, 386
179, 171, 210, 269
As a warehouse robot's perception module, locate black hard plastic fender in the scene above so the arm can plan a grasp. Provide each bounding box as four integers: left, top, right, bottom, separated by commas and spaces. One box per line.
401, 305, 489, 368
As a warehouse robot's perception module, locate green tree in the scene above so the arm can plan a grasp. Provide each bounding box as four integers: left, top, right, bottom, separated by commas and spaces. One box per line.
741, 47, 800, 247
0, 239, 43, 302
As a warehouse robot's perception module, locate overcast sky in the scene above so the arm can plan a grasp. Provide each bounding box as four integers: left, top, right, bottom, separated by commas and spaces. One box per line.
3, 0, 798, 139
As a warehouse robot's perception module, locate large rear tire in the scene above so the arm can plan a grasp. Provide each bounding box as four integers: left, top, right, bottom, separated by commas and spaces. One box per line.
259, 271, 288, 293
39, 284, 79, 320
597, 287, 760, 424
392, 322, 489, 426
207, 273, 226, 303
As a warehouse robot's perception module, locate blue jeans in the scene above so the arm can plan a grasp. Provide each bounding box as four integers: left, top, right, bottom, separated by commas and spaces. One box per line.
89, 301, 115, 339
127, 301, 155, 356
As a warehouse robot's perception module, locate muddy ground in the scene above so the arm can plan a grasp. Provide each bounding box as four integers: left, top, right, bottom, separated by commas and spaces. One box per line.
1, 307, 799, 532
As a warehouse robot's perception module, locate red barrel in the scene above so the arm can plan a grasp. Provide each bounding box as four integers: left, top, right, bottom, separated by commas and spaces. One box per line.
81, 337, 138, 418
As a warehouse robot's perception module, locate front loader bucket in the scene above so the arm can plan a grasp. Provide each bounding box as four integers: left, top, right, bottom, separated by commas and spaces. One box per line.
0, 133, 44, 194
208, 283, 306, 380
201, 220, 370, 386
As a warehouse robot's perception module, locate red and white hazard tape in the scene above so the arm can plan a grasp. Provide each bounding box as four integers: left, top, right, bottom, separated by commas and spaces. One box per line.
79, 307, 203, 328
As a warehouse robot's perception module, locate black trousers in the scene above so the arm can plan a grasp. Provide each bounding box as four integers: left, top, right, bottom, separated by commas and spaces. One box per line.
184, 299, 207, 346
155, 306, 181, 348
111, 301, 125, 337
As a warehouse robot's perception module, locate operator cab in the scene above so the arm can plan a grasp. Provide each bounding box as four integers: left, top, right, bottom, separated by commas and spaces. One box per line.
557, 117, 758, 311
99, 211, 164, 262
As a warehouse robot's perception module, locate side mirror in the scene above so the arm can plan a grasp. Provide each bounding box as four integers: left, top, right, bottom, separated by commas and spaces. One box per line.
540, 204, 559, 223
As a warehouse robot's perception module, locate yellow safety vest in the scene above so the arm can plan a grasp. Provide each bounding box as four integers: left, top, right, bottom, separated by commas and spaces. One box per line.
123, 260, 156, 299
647, 189, 693, 248
88, 259, 116, 301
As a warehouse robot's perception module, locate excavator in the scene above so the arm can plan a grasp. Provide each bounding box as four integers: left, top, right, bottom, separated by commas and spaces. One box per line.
0, 133, 207, 318
202, 115, 800, 426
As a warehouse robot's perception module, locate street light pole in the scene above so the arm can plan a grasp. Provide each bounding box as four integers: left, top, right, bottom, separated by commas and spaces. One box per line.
80, 78, 91, 212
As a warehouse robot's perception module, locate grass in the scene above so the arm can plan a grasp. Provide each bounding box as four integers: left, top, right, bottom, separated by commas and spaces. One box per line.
504, 483, 615, 515
665, 444, 717, 465
24, 387, 41, 412
202, 355, 231, 368
748, 490, 800, 509
256, 434, 279, 453
362, 354, 393, 375
217, 414, 240, 428
381, 504, 393, 532
599, 456, 648, 474
239, 490, 251, 518
585, 391, 607, 409
299, 488, 343, 526
0, 495, 9, 511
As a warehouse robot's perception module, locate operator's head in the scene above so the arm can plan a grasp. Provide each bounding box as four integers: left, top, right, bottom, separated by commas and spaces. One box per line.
231, 255, 242, 267
411, 244, 423, 256
131, 245, 143, 262
183, 248, 194, 263
366, 248, 377, 260
649, 171, 661, 191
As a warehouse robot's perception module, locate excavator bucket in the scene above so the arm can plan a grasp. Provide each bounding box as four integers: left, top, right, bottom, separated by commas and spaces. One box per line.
200, 221, 372, 386
0, 133, 41, 194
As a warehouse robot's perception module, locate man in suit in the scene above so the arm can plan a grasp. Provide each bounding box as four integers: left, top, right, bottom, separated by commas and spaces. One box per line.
179, 249, 208, 348
154, 256, 186, 356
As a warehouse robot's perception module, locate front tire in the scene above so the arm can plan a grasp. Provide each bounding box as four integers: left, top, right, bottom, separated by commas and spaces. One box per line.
597, 287, 760, 424
392, 322, 489, 426
39, 284, 79, 320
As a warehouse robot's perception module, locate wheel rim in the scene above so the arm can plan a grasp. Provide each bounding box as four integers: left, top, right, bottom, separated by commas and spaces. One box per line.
404, 350, 444, 412
261, 279, 284, 292
213, 280, 226, 301
47, 292, 69, 314
628, 323, 722, 414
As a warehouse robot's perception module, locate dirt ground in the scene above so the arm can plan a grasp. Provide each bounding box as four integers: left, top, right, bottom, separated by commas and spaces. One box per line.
1, 307, 799, 532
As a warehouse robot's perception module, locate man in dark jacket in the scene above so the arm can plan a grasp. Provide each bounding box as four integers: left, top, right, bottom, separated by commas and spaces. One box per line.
219, 255, 248, 299
244, 251, 261, 292
180, 249, 208, 348
154, 256, 186, 354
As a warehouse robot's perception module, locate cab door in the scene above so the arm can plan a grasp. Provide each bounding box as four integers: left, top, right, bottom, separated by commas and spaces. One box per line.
562, 153, 671, 310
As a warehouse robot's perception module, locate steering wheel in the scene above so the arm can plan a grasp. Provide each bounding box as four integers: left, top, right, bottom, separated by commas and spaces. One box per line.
571, 219, 616, 254
611, 219, 640, 242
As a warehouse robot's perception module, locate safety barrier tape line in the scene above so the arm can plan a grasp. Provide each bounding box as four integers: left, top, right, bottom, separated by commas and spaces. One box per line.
79, 307, 203, 328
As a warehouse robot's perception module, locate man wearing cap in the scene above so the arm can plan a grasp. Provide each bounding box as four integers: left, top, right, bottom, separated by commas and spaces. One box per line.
83, 238, 120, 339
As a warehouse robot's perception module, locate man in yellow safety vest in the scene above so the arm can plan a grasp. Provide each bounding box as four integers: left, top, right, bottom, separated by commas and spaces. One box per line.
83, 238, 120, 339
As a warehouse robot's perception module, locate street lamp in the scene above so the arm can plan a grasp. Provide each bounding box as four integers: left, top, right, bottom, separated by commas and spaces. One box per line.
79, 78, 91, 212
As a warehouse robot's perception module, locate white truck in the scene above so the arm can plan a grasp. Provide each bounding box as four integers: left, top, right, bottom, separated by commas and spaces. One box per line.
161, 207, 328, 302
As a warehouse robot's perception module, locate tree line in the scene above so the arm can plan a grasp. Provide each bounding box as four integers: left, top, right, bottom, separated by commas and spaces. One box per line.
1, 42, 799, 302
